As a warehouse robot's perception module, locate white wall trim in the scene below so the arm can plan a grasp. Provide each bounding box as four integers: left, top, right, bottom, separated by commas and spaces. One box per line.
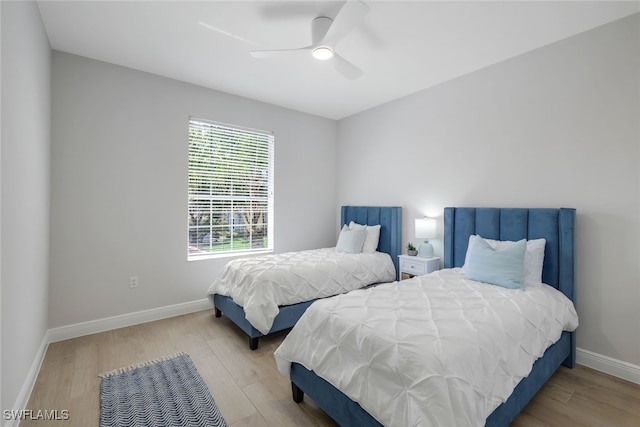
47, 298, 212, 343
577, 347, 640, 385
6, 333, 49, 427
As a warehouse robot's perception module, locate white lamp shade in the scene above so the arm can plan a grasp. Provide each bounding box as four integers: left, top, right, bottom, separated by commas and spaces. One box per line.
415, 217, 437, 239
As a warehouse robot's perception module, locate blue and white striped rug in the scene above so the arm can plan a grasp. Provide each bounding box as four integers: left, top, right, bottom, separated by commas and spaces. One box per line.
99, 352, 227, 427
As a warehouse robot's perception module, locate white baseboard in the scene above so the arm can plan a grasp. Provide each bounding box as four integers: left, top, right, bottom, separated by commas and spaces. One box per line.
6, 333, 49, 427
576, 347, 640, 385
47, 298, 212, 343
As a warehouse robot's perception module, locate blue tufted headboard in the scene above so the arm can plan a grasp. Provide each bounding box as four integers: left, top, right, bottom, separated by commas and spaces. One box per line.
341, 206, 402, 280
443, 207, 576, 302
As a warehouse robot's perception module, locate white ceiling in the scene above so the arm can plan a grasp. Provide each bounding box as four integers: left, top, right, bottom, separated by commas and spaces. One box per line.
37, 1, 640, 120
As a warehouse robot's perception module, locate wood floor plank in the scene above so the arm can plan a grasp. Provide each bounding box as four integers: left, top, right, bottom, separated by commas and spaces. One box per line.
516, 392, 602, 427
193, 353, 259, 424
69, 343, 98, 400
242, 373, 323, 427
207, 325, 285, 389
297, 397, 340, 427
228, 411, 270, 427
23, 310, 640, 426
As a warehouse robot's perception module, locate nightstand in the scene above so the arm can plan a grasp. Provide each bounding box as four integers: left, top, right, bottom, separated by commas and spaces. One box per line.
398, 255, 440, 280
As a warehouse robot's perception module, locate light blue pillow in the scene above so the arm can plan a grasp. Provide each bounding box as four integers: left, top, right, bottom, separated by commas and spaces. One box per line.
335, 225, 366, 253
465, 236, 527, 289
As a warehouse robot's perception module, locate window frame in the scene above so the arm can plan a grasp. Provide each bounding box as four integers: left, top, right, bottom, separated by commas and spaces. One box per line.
187, 117, 274, 260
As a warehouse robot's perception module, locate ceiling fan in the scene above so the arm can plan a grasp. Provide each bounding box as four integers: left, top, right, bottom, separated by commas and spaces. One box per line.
250, 1, 370, 79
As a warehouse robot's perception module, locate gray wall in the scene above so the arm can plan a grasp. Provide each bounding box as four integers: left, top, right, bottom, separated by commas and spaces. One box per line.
1, 0, 51, 414
3, 4, 639, 411
49, 52, 338, 328
337, 14, 640, 366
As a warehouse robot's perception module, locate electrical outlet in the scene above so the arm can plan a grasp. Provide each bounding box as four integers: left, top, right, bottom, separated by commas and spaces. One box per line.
129, 276, 139, 289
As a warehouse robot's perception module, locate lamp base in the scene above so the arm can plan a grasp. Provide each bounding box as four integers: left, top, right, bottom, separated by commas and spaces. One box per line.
418, 241, 434, 258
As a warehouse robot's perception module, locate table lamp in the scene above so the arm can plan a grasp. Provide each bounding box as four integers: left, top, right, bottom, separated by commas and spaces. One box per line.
415, 217, 436, 258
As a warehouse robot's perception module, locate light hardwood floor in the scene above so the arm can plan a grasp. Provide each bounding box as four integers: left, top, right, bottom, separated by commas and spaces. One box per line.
24, 310, 640, 426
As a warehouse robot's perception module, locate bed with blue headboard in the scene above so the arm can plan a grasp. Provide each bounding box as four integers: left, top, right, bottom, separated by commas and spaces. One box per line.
278, 207, 577, 427
209, 205, 402, 350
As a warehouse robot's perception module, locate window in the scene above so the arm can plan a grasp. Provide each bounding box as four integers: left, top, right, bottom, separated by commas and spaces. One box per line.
188, 118, 274, 259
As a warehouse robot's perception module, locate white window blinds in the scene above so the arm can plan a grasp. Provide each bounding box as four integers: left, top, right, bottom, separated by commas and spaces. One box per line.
188, 118, 274, 258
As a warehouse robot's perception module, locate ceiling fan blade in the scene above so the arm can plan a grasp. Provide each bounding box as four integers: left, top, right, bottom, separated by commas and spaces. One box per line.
333, 53, 363, 80
321, 0, 369, 47
250, 47, 312, 58
311, 16, 333, 47
199, 21, 259, 47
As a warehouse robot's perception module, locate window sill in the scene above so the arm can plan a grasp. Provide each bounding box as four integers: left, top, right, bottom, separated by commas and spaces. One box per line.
188, 248, 273, 262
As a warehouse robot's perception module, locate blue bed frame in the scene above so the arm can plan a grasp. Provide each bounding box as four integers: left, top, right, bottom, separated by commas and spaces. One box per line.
212, 206, 402, 350
289, 207, 576, 426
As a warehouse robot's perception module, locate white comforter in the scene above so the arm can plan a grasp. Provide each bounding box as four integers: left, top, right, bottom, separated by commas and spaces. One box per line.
274, 268, 579, 427
207, 248, 396, 334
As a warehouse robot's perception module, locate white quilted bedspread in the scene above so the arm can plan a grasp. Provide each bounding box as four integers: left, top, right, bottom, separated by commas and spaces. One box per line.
207, 248, 396, 334
274, 268, 578, 427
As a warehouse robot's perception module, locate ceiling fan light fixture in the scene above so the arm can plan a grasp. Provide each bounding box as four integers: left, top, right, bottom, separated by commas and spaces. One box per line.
312, 46, 334, 60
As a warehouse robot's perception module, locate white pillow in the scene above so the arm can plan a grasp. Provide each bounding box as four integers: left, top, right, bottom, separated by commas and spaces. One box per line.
462, 235, 546, 285
336, 225, 366, 253
348, 221, 381, 253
